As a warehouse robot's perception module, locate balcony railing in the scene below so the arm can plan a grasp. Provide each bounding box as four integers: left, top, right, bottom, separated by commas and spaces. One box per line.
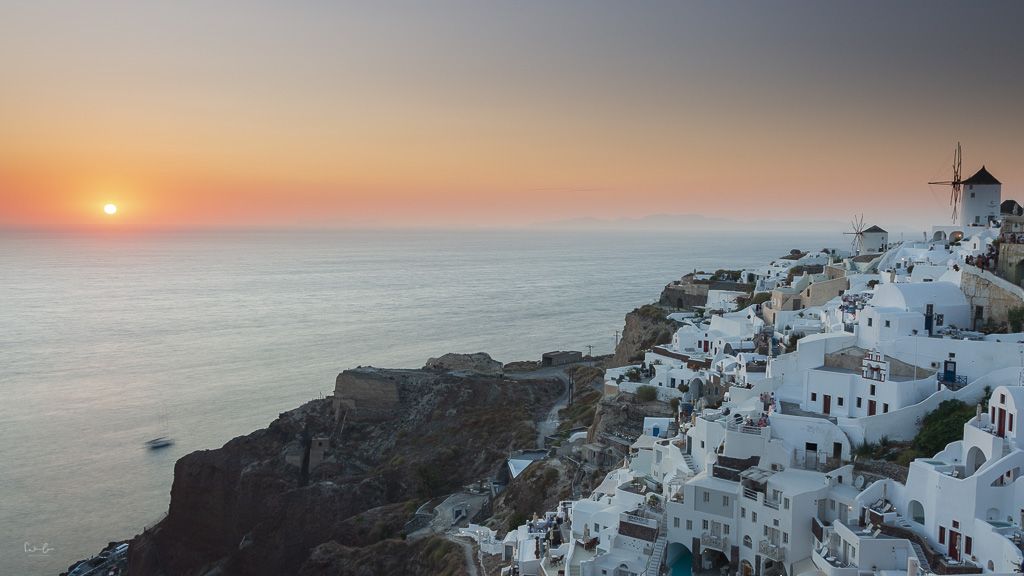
701, 533, 728, 552
759, 540, 786, 562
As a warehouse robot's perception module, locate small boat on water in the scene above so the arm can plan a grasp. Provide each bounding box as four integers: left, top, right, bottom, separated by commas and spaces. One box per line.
145, 436, 174, 450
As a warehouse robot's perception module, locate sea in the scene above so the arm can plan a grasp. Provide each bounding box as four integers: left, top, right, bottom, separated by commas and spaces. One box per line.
0, 228, 837, 575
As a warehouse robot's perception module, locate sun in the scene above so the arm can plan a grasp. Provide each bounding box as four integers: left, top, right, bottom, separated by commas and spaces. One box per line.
103, 203, 118, 215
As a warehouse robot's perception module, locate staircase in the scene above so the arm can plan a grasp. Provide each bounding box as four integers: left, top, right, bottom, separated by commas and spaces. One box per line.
644, 514, 669, 576
683, 454, 699, 473
909, 541, 932, 574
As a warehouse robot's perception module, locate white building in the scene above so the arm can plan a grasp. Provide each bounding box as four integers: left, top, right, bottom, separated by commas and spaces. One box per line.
960, 166, 1002, 228
861, 225, 889, 254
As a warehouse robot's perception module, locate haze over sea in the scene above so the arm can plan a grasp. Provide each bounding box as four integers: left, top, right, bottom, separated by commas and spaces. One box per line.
1, 229, 836, 575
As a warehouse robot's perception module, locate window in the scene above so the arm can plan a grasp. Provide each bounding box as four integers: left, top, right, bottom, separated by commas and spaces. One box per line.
687, 520, 692, 530
883, 403, 889, 413
830, 499, 836, 510
939, 526, 946, 544
1001, 394, 1006, 404
703, 520, 709, 530
966, 536, 973, 555
837, 397, 844, 406
870, 384, 876, 395
773, 519, 779, 527
952, 520, 959, 529
743, 535, 752, 548
674, 517, 680, 528
885, 320, 891, 328
1011, 413, 1015, 432
764, 525, 769, 536
741, 507, 746, 518
867, 318, 873, 327
784, 498, 790, 510
594, 523, 599, 533
971, 191, 976, 198
701, 441, 705, 449
703, 491, 710, 503
783, 532, 789, 544
856, 397, 862, 408
724, 525, 730, 535
723, 496, 730, 506
811, 392, 817, 401
752, 512, 757, 523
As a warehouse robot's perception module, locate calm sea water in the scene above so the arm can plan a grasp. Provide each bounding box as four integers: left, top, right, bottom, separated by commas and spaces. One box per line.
0, 229, 835, 575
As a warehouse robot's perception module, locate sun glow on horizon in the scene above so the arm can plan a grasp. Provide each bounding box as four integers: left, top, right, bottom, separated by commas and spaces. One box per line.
103, 203, 118, 215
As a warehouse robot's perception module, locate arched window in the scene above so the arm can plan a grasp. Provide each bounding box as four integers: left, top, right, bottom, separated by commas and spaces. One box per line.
909, 500, 925, 525
743, 535, 752, 548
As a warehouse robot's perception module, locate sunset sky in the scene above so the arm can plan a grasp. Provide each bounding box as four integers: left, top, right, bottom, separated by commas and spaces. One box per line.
2, 1, 1023, 231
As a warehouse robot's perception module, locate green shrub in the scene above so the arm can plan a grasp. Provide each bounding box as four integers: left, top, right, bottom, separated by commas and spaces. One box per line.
635, 385, 658, 403
913, 400, 976, 456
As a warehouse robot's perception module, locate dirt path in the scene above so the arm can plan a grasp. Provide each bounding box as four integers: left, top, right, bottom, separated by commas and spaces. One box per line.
447, 535, 481, 576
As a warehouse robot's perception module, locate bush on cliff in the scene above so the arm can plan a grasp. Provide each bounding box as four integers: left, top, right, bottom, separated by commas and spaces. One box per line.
635, 385, 658, 403
913, 400, 976, 456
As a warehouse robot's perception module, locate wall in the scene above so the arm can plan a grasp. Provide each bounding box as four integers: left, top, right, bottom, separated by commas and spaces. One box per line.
961, 265, 1024, 329
332, 369, 399, 421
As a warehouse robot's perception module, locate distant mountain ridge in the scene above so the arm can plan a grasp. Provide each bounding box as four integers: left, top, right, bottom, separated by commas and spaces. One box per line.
532, 213, 921, 233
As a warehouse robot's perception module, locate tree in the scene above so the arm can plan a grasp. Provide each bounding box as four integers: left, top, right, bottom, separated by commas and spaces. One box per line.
635, 385, 658, 403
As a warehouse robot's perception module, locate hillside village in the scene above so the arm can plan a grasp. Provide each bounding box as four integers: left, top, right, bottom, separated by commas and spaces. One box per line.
490, 166, 1024, 576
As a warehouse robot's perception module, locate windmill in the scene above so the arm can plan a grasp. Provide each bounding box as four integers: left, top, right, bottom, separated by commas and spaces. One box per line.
844, 214, 866, 255
928, 142, 963, 223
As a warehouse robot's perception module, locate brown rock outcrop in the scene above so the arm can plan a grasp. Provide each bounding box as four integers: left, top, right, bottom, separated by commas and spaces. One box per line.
611, 305, 676, 367
128, 367, 561, 576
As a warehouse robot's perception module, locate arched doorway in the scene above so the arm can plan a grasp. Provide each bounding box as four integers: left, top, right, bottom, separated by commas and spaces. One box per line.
967, 446, 987, 476
933, 231, 947, 241
909, 500, 925, 524
741, 559, 754, 576
667, 542, 693, 576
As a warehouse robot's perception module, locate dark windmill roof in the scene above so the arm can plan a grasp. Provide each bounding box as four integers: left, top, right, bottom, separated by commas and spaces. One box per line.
863, 225, 887, 233
1001, 199, 1023, 216
963, 166, 1001, 185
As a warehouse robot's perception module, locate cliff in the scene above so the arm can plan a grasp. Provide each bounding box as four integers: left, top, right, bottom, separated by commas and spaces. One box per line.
127, 366, 562, 576
611, 305, 676, 366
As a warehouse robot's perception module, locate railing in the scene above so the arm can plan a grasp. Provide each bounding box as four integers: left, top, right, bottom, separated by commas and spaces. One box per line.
759, 540, 786, 562
701, 533, 727, 552
743, 487, 760, 501
726, 420, 768, 435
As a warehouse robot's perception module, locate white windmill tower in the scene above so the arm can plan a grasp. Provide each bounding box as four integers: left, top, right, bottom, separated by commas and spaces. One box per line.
844, 214, 867, 255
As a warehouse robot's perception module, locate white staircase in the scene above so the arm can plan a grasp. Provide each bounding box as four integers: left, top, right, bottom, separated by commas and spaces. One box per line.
909, 541, 932, 574
644, 514, 669, 576
683, 454, 699, 473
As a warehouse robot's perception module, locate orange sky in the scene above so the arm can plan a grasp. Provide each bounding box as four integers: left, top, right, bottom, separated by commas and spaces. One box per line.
2, 2, 1023, 231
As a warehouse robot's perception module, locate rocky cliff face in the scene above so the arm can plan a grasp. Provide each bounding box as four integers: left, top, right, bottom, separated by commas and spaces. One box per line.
611, 305, 676, 367
424, 352, 503, 375
128, 366, 562, 576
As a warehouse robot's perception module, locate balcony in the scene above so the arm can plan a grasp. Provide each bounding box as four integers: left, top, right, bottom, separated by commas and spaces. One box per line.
701, 533, 728, 552
759, 540, 786, 562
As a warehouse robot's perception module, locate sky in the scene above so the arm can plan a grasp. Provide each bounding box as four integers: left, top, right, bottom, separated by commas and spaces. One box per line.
2, 0, 1023, 231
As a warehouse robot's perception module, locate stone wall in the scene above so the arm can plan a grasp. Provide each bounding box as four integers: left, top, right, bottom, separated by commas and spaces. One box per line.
997, 242, 1024, 285
332, 369, 400, 421
960, 265, 1024, 329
